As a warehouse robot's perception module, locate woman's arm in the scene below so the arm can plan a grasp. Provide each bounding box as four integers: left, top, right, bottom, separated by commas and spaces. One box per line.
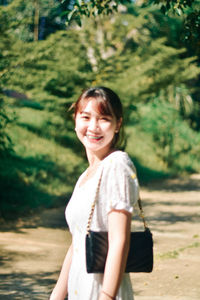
49, 243, 73, 300
99, 210, 132, 300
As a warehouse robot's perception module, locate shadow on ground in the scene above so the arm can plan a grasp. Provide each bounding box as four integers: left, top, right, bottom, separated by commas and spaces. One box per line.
0, 173, 199, 299
144, 174, 200, 192
0, 207, 68, 233
0, 272, 56, 299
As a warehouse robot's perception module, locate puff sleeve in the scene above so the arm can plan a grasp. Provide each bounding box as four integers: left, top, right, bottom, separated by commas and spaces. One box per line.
100, 152, 139, 215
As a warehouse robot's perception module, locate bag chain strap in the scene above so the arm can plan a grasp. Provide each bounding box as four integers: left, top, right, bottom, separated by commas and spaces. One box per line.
86, 171, 102, 235
137, 197, 148, 230
86, 171, 149, 235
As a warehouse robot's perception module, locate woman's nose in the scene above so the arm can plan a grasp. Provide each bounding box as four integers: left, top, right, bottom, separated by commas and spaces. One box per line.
88, 118, 99, 131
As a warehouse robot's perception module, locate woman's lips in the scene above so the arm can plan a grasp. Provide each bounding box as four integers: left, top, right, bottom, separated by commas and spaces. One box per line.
86, 134, 103, 140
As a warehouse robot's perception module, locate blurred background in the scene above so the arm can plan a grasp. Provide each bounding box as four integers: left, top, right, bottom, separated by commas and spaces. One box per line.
1, 0, 200, 220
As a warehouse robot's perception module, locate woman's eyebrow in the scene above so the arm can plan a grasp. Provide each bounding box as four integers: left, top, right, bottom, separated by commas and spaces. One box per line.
80, 111, 90, 115
80, 111, 111, 117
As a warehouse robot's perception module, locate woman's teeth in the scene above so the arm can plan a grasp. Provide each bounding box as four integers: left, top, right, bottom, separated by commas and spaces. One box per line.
87, 135, 102, 140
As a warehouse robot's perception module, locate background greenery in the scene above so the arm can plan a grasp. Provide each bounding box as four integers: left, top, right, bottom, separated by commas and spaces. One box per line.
0, 0, 200, 219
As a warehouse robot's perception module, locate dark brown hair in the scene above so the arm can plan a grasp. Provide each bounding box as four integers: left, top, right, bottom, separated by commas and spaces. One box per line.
72, 87, 125, 149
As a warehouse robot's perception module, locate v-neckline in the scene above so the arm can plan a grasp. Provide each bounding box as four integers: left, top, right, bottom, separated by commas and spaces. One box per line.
78, 165, 101, 189
77, 150, 119, 189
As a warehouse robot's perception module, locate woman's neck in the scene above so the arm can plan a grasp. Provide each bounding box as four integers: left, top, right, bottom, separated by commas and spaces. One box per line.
86, 148, 116, 167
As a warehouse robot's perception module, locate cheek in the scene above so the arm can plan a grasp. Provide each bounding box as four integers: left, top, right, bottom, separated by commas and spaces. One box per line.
101, 124, 116, 140
75, 117, 83, 130
75, 120, 88, 138
103, 122, 117, 132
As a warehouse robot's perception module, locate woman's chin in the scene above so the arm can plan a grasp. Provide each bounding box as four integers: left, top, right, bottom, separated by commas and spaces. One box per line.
85, 143, 103, 152
82, 136, 114, 153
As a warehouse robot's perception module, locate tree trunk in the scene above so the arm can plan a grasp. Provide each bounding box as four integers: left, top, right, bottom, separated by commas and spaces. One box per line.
34, 0, 39, 41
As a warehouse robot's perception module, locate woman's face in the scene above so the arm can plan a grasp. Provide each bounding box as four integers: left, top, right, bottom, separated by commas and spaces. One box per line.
75, 98, 121, 156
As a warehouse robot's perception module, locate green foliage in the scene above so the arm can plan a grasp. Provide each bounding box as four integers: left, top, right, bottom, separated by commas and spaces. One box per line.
149, 0, 196, 15
6, 29, 92, 95
0, 6, 18, 158
1, 0, 68, 41
65, 0, 132, 26
0, 0, 200, 219
0, 5, 23, 85
0, 104, 86, 219
62, 0, 200, 45
126, 126, 171, 183
137, 99, 200, 170
0, 100, 15, 156
80, 11, 200, 110
0, 3, 92, 218
148, 0, 200, 52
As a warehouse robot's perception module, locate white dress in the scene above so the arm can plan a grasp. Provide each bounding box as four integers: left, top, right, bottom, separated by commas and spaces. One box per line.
65, 151, 139, 300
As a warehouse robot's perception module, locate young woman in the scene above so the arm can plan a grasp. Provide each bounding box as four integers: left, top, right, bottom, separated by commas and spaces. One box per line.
50, 87, 139, 300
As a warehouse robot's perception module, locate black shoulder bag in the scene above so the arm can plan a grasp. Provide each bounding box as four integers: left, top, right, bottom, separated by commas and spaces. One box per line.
85, 172, 153, 273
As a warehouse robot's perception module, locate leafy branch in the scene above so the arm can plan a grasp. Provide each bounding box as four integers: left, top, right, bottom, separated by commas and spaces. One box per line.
61, 0, 131, 26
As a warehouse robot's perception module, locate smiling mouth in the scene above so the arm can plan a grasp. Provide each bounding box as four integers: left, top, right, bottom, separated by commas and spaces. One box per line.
86, 134, 102, 140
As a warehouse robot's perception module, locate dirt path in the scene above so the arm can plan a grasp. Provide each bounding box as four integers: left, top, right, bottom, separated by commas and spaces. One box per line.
0, 174, 200, 300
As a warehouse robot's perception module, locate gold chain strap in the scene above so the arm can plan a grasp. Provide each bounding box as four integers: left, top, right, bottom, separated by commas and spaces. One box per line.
86, 171, 103, 235
86, 171, 149, 234
137, 197, 148, 229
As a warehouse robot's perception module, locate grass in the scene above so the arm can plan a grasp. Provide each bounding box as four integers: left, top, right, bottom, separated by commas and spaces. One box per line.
1, 99, 200, 219
0, 103, 86, 219
157, 241, 200, 260
126, 125, 170, 183
126, 123, 200, 182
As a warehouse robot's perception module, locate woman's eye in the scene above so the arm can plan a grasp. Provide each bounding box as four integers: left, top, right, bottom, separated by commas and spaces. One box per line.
100, 117, 110, 121
81, 115, 89, 120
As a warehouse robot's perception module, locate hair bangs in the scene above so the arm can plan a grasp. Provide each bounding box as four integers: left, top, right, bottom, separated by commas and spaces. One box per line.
75, 95, 113, 118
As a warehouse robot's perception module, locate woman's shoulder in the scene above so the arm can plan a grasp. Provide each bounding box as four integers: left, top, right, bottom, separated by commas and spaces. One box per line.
100, 150, 138, 187
102, 150, 135, 169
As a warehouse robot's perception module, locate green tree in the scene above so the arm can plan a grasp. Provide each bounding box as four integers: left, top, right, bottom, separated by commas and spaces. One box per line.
64, 0, 200, 41
138, 98, 200, 170
78, 11, 200, 108
0, 101, 15, 156
65, 0, 132, 25
0, 0, 70, 41
0, 4, 23, 155
2, 29, 93, 148
60, 0, 200, 130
